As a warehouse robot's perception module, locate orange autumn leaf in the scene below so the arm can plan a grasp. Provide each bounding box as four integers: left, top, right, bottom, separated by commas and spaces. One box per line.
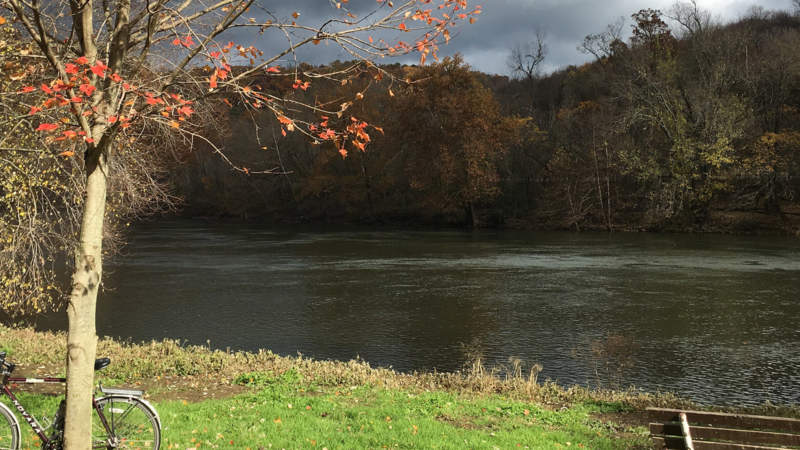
79, 83, 96, 96
58, 150, 75, 157
36, 123, 59, 132
90, 60, 108, 77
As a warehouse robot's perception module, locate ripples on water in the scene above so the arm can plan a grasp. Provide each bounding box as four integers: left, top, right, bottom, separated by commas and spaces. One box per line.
28, 221, 800, 406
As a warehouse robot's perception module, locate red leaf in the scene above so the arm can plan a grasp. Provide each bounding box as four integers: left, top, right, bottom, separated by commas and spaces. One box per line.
266, 66, 280, 73
20, 86, 35, 93
79, 83, 96, 96
90, 61, 108, 78
75, 56, 89, 65
65, 63, 79, 74
209, 72, 218, 89
178, 105, 194, 117
40, 84, 53, 94
36, 123, 59, 132
28, 106, 41, 115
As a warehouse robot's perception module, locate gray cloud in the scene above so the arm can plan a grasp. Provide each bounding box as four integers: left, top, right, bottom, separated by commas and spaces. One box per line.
232, 0, 795, 75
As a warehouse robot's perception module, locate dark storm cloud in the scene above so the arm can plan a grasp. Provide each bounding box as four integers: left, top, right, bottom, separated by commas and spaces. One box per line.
235, 0, 794, 75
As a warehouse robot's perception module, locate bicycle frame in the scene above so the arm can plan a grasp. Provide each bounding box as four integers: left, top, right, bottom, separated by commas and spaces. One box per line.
1, 376, 113, 447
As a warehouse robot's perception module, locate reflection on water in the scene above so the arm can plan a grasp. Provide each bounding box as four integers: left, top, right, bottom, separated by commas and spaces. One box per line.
21, 220, 800, 406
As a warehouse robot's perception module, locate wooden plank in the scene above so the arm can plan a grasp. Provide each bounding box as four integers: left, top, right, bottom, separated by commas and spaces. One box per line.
692, 440, 794, 450
651, 436, 685, 449
651, 422, 682, 436
651, 423, 800, 446
648, 408, 800, 433
652, 435, 798, 449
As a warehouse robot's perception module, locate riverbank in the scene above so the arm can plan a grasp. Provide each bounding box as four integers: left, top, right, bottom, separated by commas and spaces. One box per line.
4, 325, 798, 448
0, 325, 668, 448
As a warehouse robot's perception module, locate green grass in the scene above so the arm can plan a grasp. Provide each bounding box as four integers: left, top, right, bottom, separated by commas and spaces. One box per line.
1, 371, 650, 449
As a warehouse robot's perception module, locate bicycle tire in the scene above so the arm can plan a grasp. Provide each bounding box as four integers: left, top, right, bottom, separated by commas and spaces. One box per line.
92, 396, 161, 449
0, 401, 20, 450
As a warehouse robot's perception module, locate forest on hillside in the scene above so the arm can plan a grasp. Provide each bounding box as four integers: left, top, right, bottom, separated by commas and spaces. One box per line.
171, 4, 800, 233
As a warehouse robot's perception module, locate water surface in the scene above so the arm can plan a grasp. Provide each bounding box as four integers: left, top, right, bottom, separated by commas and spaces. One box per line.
28, 220, 800, 405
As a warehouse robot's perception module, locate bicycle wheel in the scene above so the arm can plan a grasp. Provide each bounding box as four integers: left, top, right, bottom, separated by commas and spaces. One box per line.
92, 396, 160, 449
0, 402, 20, 450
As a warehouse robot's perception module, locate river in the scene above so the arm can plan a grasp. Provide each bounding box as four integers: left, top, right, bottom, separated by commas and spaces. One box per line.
25, 220, 800, 406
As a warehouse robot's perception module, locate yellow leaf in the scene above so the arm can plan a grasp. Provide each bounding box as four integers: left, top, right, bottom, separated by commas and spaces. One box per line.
169, 120, 180, 128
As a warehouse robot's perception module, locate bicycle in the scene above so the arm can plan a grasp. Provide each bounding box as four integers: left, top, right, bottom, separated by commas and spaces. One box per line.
0, 351, 161, 449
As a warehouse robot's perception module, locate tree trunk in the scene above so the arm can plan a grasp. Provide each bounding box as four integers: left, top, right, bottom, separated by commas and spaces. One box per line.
64, 149, 108, 449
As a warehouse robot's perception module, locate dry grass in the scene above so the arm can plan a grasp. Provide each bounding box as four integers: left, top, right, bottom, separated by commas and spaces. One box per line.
0, 324, 759, 414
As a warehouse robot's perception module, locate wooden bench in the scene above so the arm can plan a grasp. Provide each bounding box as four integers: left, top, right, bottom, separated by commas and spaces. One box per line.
648, 407, 800, 449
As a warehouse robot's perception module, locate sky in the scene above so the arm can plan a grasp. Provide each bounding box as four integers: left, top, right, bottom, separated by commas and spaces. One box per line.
237, 0, 794, 76
452, 0, 793, 74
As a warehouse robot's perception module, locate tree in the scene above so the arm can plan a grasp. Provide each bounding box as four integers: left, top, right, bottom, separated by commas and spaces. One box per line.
509, 30, 547, 81
579, 17, 626, 60
508, 30, 547, 118
0, 1, 479, 446
667, 0, 711, 38
395, 56, 523, 226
